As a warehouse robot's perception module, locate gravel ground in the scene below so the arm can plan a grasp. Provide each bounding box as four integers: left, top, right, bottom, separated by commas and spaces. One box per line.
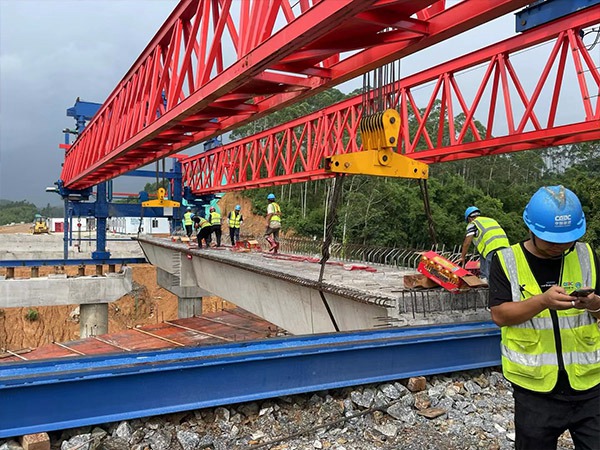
1, 368, 576, 450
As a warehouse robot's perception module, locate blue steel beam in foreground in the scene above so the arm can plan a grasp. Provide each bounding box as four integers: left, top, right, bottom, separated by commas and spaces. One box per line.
0, 322, 500, 438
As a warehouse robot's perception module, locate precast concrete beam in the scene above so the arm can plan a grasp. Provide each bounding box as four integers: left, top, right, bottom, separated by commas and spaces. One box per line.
136, 237, 493, 333
138, 238, 394, 334
0, 267, 133, 308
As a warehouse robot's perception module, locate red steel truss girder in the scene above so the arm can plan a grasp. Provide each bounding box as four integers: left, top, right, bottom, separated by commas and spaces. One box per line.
181, 8, 600, 194
60, 0, 532, 190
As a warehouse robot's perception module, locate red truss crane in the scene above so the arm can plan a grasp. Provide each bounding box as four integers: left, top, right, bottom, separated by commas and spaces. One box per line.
181, 8, 600, 194
60, 0, 533, 190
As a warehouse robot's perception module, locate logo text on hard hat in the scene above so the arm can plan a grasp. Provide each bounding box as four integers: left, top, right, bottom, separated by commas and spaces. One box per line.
555, 214, 571, 227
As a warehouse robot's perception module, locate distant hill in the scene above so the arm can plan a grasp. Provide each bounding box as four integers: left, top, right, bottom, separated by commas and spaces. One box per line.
0, 199, 63, 226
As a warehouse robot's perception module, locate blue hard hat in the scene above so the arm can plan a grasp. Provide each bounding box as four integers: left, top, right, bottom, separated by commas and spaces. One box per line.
267, 193, 276, 200
523, 185, 586, 243
235, 204, 241, 211
464, 206, 480, 222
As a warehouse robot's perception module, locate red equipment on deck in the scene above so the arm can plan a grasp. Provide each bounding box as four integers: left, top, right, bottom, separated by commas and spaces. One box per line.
417, 251, 486, 293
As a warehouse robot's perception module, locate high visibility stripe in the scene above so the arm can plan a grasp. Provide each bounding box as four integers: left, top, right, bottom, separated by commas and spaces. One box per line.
511, 313, 596, 330
503, 345, 600, 367
563, 349, 600, 366
499, 248, 521, 302
575, 242, 592, 287
502, 344, 558, 366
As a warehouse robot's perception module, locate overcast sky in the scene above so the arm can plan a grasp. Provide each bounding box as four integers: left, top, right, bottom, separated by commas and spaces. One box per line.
1, 1, 581, 207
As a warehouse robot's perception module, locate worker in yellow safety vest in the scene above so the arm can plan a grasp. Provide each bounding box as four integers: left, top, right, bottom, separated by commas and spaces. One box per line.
459, 206, 509, 281
208, 206, 222, 247
264, 193, 282, 253
193, 215, 212, 248
489, 185, 600, 450
183, 207, 194, 237
228, 204, 244, 246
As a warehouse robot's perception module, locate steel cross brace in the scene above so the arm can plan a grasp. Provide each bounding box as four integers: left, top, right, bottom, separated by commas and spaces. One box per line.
0, 322, 500, 438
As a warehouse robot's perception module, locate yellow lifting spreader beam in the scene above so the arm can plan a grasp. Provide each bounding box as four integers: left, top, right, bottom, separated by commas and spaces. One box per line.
325, 109, 428, 180
141, 187, 180, 208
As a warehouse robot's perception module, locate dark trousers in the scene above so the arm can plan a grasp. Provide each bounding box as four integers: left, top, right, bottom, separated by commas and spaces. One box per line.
514, 388, 600, 450
211, 225, 222, 246
197, 227, 212, 248
185, 224, 193, 237
229, 227, 240, 245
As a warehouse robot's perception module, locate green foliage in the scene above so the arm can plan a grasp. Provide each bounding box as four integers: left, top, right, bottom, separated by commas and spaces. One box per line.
231, 92, 599, 250
25, 308, 39, 322
0, 200, 38, 226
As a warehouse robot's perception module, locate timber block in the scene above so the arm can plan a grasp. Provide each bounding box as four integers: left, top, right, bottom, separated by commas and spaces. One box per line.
403, 273, 438, 289
20, 433, 50, 450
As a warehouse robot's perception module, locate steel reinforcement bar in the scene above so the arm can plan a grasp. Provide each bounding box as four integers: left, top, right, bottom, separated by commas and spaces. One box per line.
0, 321, 500, 438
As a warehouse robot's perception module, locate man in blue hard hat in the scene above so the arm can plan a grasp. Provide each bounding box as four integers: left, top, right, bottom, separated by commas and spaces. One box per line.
264, 193, 282, 253
489, 185, 600, 450
228, 204, 244, 246
458, 206, 509, 281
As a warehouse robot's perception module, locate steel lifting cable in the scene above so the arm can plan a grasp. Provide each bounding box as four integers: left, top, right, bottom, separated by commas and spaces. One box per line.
317, 175, 345, 332
419, 179, 437, 245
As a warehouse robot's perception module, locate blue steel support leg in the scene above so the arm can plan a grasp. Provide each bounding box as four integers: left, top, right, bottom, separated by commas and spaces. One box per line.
92, 182, 110, 260
171, 159, 183, 234
0, 322, 501, 438
63, 198, 69, 260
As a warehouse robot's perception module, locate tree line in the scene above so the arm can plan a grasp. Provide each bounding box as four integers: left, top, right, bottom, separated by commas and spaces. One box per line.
0, 200, 63, 226
237, 89, 599, 250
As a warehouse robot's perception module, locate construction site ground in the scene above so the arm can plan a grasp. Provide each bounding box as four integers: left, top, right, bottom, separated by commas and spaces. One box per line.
0, 192, 265, 352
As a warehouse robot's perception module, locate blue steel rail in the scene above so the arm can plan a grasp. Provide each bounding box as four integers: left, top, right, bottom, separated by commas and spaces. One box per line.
0, 321, 501, 438
0, 257, 146, 267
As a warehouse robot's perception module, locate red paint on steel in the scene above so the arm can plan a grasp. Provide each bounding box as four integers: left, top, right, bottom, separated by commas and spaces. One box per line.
60, 0, 532, 189
180, 9, 600, 194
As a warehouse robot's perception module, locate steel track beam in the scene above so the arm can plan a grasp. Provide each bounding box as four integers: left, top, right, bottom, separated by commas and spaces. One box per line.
0, 322, 500, 438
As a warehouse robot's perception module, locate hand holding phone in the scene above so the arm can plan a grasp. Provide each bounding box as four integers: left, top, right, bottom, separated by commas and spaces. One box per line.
571, 288, 595, 298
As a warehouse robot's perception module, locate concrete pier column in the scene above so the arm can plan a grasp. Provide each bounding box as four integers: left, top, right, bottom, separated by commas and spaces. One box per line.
80, 303, 109, 338
6, 267, 14, 279
156, 267, 211, 319
78, 265, 85, 276
178, 297, 203, 318
96, 265, 103, 276
31, 267, 39, 278
108, 264, 116, 273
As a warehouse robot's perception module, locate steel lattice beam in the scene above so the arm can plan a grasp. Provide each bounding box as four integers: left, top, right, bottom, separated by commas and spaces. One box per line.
60, 0, 532, 190
181, 8, 600, 194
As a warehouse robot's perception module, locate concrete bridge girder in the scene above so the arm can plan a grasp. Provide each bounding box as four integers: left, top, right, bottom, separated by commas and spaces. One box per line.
138, 240, 392, 334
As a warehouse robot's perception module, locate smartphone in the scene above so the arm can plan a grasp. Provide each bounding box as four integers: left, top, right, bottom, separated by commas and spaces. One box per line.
571, 288, 595, 297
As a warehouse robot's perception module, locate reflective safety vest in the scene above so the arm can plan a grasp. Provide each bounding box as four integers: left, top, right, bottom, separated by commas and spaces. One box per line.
269, 202, 281, 222
183, 211, 193, 226
195, 217, 211, 229
229, 211, 242, 228
209, 211, 221, 226
497, 242, 600, 392
471, 216, 509, 257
